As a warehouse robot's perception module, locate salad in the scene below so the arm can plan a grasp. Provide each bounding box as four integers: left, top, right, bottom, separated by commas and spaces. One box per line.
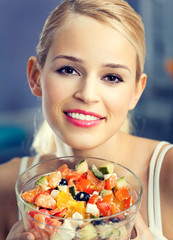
21, 159, 136, 240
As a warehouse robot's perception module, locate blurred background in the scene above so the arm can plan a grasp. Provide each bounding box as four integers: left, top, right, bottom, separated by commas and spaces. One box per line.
0, 0, 173, 164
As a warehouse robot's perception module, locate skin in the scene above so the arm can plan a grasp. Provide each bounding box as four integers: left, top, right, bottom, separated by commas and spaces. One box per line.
30, 14, 146, 151
3, 14, 173, 240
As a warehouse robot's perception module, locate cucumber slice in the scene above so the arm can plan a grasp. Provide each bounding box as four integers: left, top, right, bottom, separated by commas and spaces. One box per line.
91, 164, 104, 180
35, 176, 49, 190
69, 186, 76, 198
99, 163, 114, 174
115, 176, 127, 190
109, 228, 121, 239
118, 226, 128, 239
76, 159, 88, 173
77, 224, 97, 240
96, 224, 114, 239
100, 189, 112, 197
25, 203, 38, 212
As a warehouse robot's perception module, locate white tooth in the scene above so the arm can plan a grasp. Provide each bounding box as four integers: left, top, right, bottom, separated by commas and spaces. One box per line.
71, 112, 76, 118
80, 114, 85, 120
68, 112, 99, 121
91, 116, 97, 120
86, 115, 90, 120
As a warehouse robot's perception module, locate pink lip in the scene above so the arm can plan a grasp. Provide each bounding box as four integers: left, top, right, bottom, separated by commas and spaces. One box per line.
64, 109, 104, 128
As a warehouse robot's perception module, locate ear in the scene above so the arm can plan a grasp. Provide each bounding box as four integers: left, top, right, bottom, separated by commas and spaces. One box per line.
27, 56, 42, 97
129, 73, 147, 110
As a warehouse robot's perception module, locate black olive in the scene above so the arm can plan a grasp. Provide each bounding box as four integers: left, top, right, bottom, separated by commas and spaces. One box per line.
59, 178, 68, 186
75, 192, 90, 202
92, 220, 105, 226
109, 217, 120, 223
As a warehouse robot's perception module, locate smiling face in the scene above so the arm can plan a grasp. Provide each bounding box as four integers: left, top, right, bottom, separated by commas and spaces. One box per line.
28, 14, 146, 150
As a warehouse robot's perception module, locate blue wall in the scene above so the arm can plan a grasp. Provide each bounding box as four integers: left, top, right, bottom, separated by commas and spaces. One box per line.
0, 0, 172, 163
0, 0, 61, 111
0, 0, 61, 163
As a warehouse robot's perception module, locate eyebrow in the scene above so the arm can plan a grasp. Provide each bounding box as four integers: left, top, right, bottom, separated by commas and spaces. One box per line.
52, 55, 83, 63
52, 55, 131, 73
103, 63, 131, 73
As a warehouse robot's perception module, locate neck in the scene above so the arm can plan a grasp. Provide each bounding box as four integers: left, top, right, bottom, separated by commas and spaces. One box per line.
72, 131, 126, 164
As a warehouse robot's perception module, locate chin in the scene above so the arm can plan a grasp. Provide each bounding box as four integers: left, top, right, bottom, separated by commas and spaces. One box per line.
70, 142, 96, 151
64, 136, 99, 151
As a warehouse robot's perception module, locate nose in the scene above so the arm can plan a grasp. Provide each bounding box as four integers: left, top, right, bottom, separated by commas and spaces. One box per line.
73, 76, 100, 104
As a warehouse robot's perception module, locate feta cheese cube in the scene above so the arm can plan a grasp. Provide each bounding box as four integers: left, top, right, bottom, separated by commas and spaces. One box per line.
72, 212, 83, 228
50, 220, 75, 240
51, 189, 59, 198
86, 203, 100, 216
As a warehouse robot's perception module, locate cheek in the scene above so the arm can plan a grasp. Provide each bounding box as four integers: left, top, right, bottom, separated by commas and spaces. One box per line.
103, 87, 134, 117
41, 77, 71, 130
42, 77, 70, 107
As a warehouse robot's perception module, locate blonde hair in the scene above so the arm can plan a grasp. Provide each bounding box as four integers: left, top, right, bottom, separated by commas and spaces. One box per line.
32, 0, 145, 154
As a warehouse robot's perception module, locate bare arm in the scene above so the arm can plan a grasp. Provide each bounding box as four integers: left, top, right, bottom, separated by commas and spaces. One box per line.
160, 147, 173, 239
0, 158, 20, 240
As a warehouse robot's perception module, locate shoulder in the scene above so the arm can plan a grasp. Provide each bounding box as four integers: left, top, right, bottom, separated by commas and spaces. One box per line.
123, 133, 160, 161
160, 143, 173, 196
127, 135, 173, 188
0, 154, 56, 193
123, 132, 159, 149
0, 157, 21, 184
0, 158, 22, 237
159, 144, 173, 238
119, 133, 161, 176
0, 156, 36, 189
0, 157, 24, 195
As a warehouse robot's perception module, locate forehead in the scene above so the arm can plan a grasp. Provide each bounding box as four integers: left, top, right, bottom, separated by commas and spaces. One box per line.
48, 14, 137, 69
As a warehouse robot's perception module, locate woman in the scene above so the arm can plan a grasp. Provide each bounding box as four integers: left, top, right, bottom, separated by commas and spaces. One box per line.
2, 0, 173, 239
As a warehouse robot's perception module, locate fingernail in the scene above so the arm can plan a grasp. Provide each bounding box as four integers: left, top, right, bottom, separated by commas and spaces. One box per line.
25, 233, 35, 240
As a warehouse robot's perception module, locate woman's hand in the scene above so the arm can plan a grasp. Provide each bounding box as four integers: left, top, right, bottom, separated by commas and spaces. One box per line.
6, 221, 35, 240
131, 213, 154, 239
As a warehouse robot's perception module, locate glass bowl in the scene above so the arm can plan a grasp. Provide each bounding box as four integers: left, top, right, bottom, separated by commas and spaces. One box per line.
15, 156, 143, 240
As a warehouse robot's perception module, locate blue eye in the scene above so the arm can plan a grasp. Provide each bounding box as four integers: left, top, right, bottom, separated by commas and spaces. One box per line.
103, 74, 123, 84
56, 66, 78, 76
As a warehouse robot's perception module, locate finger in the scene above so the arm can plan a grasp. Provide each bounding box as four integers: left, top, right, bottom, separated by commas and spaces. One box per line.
135, 212, 148, 232
14, 232, 35, 240
12, 220, 25, 233
6, 221, 35, 240
133, 213, 154, 240
6, 221, 24, 240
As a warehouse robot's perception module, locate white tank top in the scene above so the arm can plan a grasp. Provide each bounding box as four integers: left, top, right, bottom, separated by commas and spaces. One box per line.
19, 141, 173, 239
148, 141, 173, 240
